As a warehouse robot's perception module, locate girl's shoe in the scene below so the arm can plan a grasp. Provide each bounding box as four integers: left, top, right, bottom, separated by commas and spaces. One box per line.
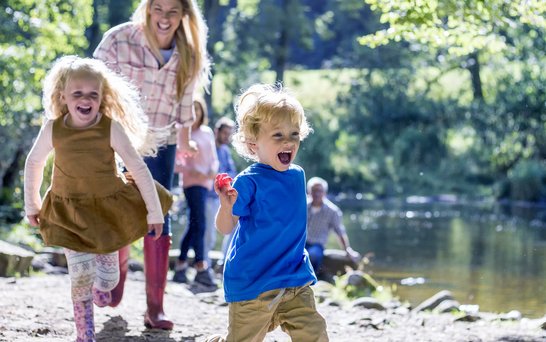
109, 245, 130, 307
92, 287, 112, 307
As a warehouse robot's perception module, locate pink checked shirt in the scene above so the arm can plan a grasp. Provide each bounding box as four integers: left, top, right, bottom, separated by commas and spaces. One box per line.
93, 22, 196, 144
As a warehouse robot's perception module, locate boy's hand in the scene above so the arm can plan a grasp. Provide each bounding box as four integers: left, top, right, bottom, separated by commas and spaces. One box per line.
27, 214, 40, 227
215, 173, 237, 205
148, 223, 163, 240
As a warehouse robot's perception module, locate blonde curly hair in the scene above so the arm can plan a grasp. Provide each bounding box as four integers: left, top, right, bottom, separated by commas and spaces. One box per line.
42, 55, 166, 156
232, 83, 312, 161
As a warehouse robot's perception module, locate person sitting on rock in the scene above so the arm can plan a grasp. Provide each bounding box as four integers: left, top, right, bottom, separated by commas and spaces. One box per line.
305, 176, 360, 275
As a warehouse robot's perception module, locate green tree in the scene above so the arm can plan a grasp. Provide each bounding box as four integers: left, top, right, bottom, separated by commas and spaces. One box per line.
359, 0, 546, 56
354, 0, 546, 200
214, 0, 318, 102
360, 0, 546, 101
0, 0, 92, 212
86, 0, 137, 55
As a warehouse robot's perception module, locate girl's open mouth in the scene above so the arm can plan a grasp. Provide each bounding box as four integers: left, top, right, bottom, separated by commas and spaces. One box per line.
77, 106, 92, 115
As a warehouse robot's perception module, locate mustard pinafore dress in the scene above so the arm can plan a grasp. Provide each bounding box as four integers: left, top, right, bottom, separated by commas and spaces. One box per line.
39, 114, 172, 254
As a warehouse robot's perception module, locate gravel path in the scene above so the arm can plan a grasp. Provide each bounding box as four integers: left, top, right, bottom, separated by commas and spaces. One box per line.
0, 273, 544, 342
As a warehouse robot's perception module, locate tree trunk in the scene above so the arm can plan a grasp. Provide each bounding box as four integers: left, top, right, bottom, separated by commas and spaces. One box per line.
467, 51, 483, 101
272, 0, 290, 83
274, 27, 287, 83
107, 0, 132, 26
203, 0, 223, 120
0, 146, 24, 205
85, 0, 101, 56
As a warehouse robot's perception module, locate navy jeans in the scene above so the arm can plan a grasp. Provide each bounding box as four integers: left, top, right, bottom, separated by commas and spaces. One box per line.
144, 144, 176, 236
179, 185, 208, 263
305, 243, 325, 273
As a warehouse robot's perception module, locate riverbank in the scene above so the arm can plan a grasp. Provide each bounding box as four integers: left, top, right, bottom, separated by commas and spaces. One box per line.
0, 272, 544, 342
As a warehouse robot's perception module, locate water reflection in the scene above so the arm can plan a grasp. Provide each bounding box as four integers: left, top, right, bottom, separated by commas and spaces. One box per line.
341, 200, 546, 318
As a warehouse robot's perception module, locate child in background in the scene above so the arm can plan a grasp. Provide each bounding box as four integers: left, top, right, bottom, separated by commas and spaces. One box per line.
207, 84, 329, 342
24, 56, 171, 342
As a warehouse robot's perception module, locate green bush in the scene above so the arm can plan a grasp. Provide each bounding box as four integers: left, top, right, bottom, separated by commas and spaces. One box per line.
506, 159, 546, 201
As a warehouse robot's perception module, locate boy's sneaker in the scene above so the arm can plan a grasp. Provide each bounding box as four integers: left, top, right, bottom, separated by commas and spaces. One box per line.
173, 268, 188, 283
194, 268, 216, 287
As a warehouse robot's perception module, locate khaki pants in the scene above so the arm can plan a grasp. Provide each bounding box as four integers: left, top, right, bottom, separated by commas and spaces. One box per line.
207, 285, 328, 342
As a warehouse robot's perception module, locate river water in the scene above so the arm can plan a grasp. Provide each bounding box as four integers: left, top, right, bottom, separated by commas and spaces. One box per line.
340, 198, 546, 318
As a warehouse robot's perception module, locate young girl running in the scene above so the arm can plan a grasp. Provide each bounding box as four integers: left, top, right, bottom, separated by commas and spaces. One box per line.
24, 55, 172, 342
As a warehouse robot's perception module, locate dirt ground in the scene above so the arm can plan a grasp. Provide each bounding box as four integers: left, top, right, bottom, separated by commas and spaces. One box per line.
0, 272, 545, 342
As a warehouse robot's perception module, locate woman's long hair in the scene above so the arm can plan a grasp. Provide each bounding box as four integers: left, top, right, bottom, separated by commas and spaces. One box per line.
132, 0, 211, 99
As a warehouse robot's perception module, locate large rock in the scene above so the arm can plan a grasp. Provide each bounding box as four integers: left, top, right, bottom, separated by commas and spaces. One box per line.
412, 290, 454, 312
351, 297, 386, 311
322, 249, 358, 274
0, 240, 35, 277
39, 247, 67, 268
167, 248, 358, 278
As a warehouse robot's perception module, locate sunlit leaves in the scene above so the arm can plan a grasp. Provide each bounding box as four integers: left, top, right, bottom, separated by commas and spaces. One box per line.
0, 0, 93, 128
237, 0, 260, 16
359, 0, 546, 56
0, 0, 92, 202
446, 126, 476, 156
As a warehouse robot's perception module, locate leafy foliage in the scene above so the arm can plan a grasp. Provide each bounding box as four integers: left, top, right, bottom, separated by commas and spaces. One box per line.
359, 0, 546, 56
0, 0, 92, 208
2, 0, 546, 228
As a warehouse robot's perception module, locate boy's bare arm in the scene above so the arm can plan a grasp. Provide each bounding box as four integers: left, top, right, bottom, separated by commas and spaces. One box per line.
216, 204, 239, 235
214, 173, 239, 234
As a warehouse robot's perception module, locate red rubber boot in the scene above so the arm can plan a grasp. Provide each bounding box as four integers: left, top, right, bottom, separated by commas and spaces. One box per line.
143, 235, 173, 330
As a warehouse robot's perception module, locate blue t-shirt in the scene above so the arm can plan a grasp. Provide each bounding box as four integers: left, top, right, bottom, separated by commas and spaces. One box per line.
223, 163, 317, 302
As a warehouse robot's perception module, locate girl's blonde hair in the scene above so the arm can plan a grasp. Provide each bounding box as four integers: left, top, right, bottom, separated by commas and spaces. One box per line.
132, 0, 211, 99
232, 83, 311, 161
42, 55, 165, 156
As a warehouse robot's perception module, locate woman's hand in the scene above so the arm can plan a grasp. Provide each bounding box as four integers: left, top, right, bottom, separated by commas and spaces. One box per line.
123, 171, 135, 184
148, 223, 163, 240
27, 214, 40, 227
178, 140, 198, 158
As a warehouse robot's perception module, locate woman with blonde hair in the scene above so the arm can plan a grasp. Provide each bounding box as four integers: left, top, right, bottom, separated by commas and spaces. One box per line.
94, 0, 210, 330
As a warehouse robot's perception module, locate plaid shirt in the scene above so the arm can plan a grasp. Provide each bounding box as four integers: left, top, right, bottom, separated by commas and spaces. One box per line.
93, 22, 195, 144
306, 198, 346, 246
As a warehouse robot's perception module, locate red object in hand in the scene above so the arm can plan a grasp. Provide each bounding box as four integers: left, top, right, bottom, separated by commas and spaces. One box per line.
216, 173, 233, 189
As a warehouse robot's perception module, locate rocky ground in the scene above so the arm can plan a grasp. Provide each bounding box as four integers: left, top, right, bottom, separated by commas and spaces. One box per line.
0, 270, 545, 342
